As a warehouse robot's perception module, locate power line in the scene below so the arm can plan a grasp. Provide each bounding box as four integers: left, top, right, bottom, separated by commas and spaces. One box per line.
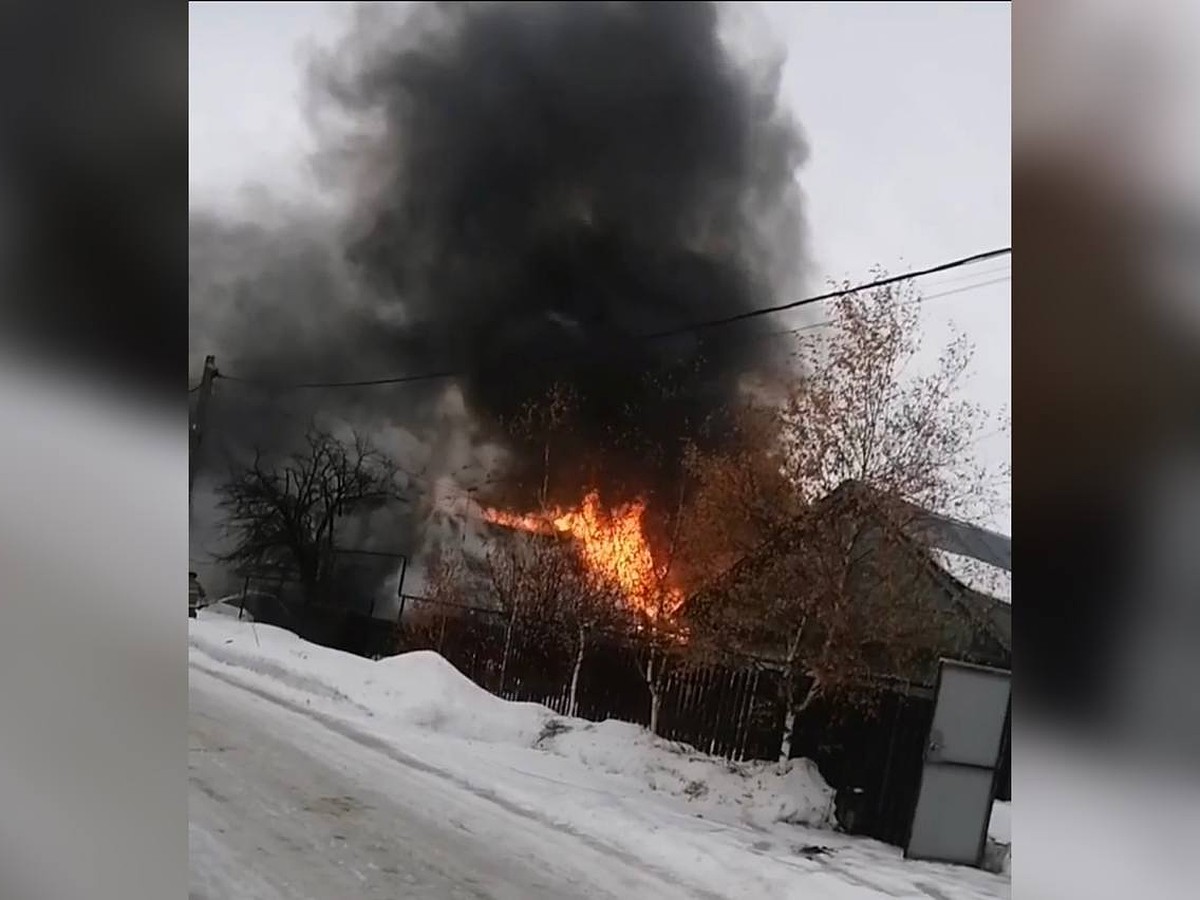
919, 253, 1010, 279
746, 273, 1011, 345
223, 270, 1012, 395
920, 260, 1011, 288
637, 247, 1010, 342
216, 246, 1011, 392
219, 365, 458, 391
920, 273, 1010, 303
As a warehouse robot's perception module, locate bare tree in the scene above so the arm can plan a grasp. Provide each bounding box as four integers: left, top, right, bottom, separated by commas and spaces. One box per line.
421, 543, 477, 609
215, 422, 410, 606
484, 381, 580, 515
684, 273, 1006, 762
550, 546, 627, 718
481, 532, 538, 694
403, 543, 478, 654
625, 472, 695, 737
476, 526, 630, 709
480, 483, 684, 733
631, 608, 682, 737
481, 383, 640, 715
677, 402, 801, 592
781, 270, 1007, 522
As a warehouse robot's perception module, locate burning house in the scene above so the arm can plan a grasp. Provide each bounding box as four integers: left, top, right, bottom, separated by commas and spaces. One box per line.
478, 491, 685, 621
188, 0, 812, 610
184, 2, 1012, 856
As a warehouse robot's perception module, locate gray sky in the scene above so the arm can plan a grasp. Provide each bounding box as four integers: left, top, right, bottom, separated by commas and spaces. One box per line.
189, 1, 1011, 533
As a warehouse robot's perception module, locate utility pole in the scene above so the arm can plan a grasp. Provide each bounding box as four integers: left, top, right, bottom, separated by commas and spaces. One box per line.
189, 355, 218, 507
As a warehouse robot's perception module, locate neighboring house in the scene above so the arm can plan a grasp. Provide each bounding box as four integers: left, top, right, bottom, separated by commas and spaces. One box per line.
911, 506, 1011, 672
683, 480, 1012, 685
677, 480, 1014, 832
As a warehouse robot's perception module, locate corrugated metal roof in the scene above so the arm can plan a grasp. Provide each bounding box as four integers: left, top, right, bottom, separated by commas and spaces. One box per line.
827, 480, 1011, 573
913, 509, 1011, 572
930, 549, 1012, 602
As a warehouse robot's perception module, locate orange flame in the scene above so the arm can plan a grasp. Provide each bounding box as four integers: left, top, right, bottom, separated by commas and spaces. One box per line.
481, 491, 683, 620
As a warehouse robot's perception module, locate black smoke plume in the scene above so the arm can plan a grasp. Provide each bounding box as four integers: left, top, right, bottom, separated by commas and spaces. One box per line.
190, 0, 808, 567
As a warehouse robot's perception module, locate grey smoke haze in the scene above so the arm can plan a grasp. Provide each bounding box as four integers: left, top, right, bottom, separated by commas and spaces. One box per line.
190, 0, 809, 564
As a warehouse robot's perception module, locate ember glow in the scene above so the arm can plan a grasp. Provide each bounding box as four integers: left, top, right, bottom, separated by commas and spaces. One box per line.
482, 491, 683, 619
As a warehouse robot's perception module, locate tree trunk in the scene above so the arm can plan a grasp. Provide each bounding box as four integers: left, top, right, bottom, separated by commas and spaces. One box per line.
778, 706, 797, 764
499, 604, 518, 695
568, 625, 586, 718
779, 677, 821, 766
643, 648, 657, 735
644, 648, 666, 736
778, 671, 797, 764
777, 623, 807, 764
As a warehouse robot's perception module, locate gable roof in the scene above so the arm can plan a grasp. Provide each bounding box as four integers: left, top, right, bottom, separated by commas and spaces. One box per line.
913, 509, 1011, 572
683, 481, 1012, 656
858, 483, 1012, 648
825, 480, 1010, 572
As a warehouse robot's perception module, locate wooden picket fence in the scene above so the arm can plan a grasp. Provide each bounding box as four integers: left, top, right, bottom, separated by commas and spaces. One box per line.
254, 595, 1007, 848
396, 601, 989, 846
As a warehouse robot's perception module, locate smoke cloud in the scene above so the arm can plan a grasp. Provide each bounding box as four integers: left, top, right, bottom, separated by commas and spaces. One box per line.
190, 0, 809, 574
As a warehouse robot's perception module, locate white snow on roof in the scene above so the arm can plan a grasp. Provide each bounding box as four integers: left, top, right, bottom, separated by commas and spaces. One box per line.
931, 549, 1012, 603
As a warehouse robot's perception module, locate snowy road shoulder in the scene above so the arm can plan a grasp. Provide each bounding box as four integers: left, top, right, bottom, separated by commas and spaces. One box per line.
190, 664, 703, 900
189, 615, 1011, 899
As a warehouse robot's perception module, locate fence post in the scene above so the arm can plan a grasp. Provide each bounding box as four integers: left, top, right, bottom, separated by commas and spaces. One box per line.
396, 556, 408, 605
733, 669, 757, 761
875, 686, 906, 827
188, 354, 217, 508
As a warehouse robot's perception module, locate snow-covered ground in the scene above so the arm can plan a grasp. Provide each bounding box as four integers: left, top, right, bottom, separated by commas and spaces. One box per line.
189, 614, 1011, 899
191, 665, 705, 898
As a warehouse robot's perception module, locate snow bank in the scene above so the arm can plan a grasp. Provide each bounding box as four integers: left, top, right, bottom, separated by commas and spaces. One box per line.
188, 615, 552, 745
207, 598, 253, 620
190, 614, 1010, 896
542, 719, 835, 829
371, 650, 552, 745
189, 615, 834, 829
